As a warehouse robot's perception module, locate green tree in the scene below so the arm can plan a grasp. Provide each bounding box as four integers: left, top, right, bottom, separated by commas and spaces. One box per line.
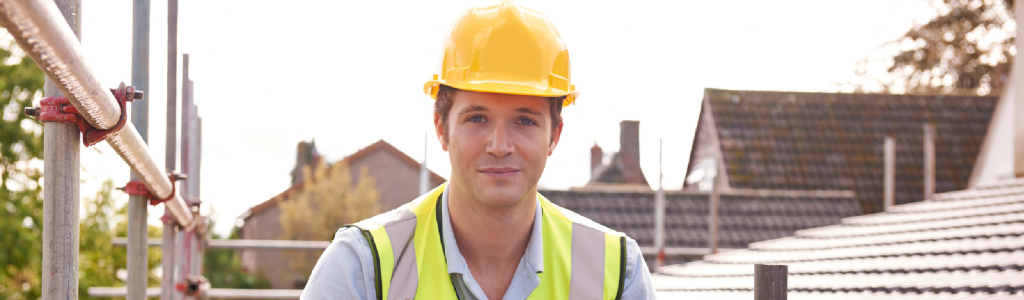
203, 222, 272, 289
0, 31, 46, 300
279, 162, 379, 283
859, 0, 1015, 95
78, 181, 124, 298
78, 180, 164, 299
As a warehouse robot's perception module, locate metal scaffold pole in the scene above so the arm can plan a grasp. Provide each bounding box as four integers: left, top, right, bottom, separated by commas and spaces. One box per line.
653, 138, 665, 271
162, 0, 179, 299
884, 136, 896, 210
127, 0, 151, 298
40, 0, 80, 298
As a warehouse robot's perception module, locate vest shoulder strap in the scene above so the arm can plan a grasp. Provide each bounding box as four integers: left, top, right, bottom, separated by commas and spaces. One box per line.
537, 193, 627, 300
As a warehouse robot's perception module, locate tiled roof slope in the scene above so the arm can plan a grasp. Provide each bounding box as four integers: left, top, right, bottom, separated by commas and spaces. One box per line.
698, 89, 998, 213
653, 178, 1024, 299
540, 190, 861, 249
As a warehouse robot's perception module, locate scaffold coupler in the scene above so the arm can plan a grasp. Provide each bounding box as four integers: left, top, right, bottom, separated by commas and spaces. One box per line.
120, 172, 187, 206
24, 82, 142, 147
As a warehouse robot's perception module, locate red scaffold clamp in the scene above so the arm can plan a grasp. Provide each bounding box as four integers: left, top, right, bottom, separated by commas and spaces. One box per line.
120, 172, 187, 206
175, 275, 209, 297
24, 82, 143, 147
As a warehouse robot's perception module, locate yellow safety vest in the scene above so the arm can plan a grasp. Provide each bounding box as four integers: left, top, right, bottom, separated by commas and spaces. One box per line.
345, 183, 625, 300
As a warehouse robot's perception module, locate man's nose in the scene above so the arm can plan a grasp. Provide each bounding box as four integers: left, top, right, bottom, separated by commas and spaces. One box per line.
485, 124, 514, 158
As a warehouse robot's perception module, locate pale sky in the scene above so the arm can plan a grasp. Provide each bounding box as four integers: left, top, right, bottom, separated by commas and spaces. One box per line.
67, 0, 936, 235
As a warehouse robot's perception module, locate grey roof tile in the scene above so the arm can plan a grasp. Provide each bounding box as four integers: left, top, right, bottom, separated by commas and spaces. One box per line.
694, 89, 999, 213
540, 189, 862, 250
655, 179, 1024, 298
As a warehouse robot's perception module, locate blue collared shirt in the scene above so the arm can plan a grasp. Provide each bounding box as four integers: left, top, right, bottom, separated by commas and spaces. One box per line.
302, 185, 656, 300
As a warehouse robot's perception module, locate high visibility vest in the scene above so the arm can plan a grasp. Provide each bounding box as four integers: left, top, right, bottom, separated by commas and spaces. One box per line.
345, 183, 626, 300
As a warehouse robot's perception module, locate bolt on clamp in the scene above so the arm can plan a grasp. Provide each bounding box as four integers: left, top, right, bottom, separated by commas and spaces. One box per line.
118, 172, 187, 206
24, 82, 143, 147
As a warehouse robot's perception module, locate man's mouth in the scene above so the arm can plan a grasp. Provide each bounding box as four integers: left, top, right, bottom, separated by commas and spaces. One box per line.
479, 167, 520, 179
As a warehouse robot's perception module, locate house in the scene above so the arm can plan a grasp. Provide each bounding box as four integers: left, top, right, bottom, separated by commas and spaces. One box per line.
541, 189, 862, 266
652, 178, 1024, 299
652, 50, 1024, 297
237, 139, 446, 289
686, 89, 999, 213
544, 119, 862, 267
587, 120, 649, 188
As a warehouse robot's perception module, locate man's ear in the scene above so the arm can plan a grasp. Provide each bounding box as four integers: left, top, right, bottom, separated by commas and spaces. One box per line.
548, 121, 563, 156
434, 112, 448, 151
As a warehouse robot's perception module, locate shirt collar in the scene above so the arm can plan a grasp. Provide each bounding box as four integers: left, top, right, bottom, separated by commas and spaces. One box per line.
440, 183, 545, 275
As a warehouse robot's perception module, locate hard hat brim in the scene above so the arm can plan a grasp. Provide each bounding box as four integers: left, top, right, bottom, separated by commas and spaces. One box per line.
424, 80, 578, 107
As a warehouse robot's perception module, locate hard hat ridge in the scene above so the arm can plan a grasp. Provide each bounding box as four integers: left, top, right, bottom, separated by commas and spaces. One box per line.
424, 0, 578, 107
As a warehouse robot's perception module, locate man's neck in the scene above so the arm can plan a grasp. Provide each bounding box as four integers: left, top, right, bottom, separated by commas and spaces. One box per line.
447, 182, 537, 299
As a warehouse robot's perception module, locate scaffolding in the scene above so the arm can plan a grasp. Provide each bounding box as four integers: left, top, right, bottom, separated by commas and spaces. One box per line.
0, 0, 319, 298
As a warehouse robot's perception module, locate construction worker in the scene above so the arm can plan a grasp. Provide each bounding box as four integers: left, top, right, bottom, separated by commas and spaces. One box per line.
302, 1, 655, 299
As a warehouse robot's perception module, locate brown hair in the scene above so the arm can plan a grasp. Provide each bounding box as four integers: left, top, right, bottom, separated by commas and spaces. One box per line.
434, 85, 564, 144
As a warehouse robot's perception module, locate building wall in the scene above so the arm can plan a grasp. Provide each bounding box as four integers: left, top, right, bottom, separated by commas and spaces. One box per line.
241, 203, 317, 289
685, 106, 720, 190
971, 80, 1016, 186
348, 150, 445, 213
241, 148, 446, 289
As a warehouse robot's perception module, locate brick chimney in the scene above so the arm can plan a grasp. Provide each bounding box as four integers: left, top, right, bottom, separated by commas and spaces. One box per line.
591, 143, 603, 173
291, 140, 321, 186
619, 121, 648, 185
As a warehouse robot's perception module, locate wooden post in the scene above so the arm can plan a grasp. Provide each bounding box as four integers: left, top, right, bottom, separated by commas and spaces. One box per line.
42, 1, 81, 299
653, 139, 665, 271
161, 1, 178, 299
884, 137, 895, 210
923, 123, 935, 201
127, 0, 151, 299
754, 264, 788, 300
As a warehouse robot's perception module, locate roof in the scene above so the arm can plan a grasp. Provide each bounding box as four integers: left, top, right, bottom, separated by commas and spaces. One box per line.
690, 89, 999, 213
243, 140, 445, 219
589, 152, 650, 187
540, 189, 862, 251
653, 178, 1024, 299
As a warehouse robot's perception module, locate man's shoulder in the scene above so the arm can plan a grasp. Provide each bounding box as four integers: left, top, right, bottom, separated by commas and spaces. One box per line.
350, 200, 419, 230
303, 226, 377, 300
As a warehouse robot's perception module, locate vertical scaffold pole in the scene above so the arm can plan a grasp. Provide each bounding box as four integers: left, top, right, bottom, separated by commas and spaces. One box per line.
923, 123, 935, 201
708, 175, 720, 254
884, 136, 896, 210
127, 0, 151, 299
653, 138, 665, 271
161, 0, 179, 299
178, 53, 191, 295
41, 0, 81, 299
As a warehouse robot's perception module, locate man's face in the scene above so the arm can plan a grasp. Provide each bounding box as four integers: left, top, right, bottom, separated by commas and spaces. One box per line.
435, 90, 562, 208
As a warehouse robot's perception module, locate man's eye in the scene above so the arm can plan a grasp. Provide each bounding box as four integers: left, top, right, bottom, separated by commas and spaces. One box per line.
468, 116, 485, 123
518, 118, 536, 126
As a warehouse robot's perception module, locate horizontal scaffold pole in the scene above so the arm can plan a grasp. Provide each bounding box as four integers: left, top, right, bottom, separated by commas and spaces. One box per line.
0, 0, 193, 228
112, 237, 332, 250
88, 287, 303, 299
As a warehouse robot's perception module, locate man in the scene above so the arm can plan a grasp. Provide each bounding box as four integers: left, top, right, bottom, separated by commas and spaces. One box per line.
302, 1, 655, 299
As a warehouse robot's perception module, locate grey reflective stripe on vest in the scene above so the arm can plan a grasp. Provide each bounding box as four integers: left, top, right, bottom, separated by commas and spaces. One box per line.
569, 223, 606, 300
381, 209, 617, 299
386, 209, 419, 300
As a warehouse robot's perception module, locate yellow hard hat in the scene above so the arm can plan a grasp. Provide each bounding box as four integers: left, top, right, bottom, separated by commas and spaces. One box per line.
423, 0, 578, 107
